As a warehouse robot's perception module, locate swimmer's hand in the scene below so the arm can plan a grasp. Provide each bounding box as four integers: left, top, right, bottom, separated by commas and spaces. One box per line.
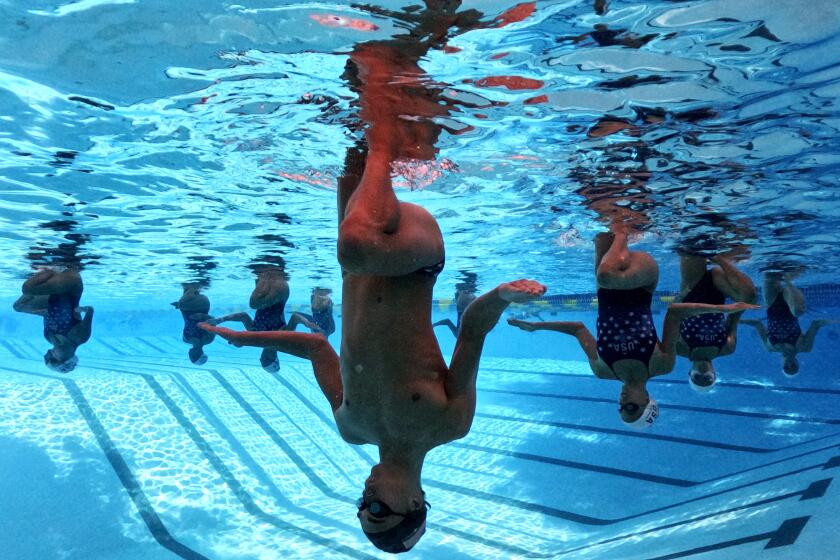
171, 301, 180, 309
507, 318, 539, 332
498, 279, 547, 303
199, 323, 244, 347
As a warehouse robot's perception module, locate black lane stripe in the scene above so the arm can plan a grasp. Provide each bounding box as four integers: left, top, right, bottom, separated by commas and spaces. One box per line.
6, 363, 376, 558
475, 412, 771, 452
134, 352, 836, 457
62, 357, 840, 492
141, 375, 377, 560
453, 442, 694, 487
135, 337, 168, 354
557, 480, 829, 557
6, 371, 211, 560
644, 516, 810, 560
69, 358, 840, 531
81, 357, 548, 556
482, 366, 840, 395
0, 340, 26, 359
203, 369, 545, 557
480, 388, 840, 425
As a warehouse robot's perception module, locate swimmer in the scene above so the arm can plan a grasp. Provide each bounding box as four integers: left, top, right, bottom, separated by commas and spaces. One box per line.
14, 266, 93, 373
742, 272, 838, 376
172, 283, 215, 365
206, 264, 289, 372
287, 287, 336, 338
676, 254, 757, 390
509, 232, 757, 426
433, 273, 478, 337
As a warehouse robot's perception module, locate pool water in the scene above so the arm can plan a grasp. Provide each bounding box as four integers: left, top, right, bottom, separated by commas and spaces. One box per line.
2, 306, 839, 559
2, 0, 840, 559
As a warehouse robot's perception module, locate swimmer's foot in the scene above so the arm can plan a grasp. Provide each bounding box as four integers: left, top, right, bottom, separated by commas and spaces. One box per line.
498, 279, 547, 303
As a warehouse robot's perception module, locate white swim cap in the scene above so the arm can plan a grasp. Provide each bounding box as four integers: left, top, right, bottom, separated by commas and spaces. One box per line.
689, 367, 716, 393
627, 397, 659, 429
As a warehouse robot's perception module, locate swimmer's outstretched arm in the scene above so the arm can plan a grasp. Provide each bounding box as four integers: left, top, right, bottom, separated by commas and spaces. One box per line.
740, 319, 774, 351
199, 324, 342, 411
798, 319, 840, 353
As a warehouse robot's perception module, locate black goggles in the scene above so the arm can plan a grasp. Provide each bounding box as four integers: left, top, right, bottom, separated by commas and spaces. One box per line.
357, 498, 407, 519
619, 402, 641, 415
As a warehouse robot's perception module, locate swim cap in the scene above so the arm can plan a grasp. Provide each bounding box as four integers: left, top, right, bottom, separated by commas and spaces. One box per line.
626, 397, 659, 429
689, 366, 716, 393
45, 352, 78, 373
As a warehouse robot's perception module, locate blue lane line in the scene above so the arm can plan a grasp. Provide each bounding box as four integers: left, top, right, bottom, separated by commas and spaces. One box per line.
480, 388, 840, 425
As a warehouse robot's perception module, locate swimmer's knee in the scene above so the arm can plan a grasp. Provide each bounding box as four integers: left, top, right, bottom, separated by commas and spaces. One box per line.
337, 221, 372, 271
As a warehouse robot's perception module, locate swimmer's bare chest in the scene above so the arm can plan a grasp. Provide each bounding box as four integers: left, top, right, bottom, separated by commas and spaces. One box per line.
334, 357, 452, 447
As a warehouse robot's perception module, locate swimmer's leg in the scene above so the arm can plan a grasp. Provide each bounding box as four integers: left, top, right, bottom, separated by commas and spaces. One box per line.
596, 232, 659, 291
711, 256, 757, 303
679, 254, 707, 299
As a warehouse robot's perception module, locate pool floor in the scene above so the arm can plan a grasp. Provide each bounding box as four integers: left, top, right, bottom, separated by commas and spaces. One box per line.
0, 335, 838, 559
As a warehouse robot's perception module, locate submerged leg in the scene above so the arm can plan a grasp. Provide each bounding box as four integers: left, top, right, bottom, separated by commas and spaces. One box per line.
596, 232, 659, 291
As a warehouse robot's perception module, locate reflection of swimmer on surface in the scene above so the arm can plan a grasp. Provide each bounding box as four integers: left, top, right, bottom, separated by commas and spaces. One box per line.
676, 254, 757, 390
14, 266, 93, 373
287, 287, 336, 338
509, 231, 756, 427
742, 272, 838, 376
433, 272, 477, 337
172, 283, 215, 365
202, 3, 544, 551
206, 264, 289, 372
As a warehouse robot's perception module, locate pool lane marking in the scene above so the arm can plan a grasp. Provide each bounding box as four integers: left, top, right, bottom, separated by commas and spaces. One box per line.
0, 363, 377, 559
78, 355, 840, 489
555, 481, 829, 557
474, 411, 840, 454
642, 516, 811, 560
0, 339, 26, 359
3, 364, 834, 559
481, 366, 840, 396
0, 368, 211, 560
140, 374, 378, 560
480, 388, 840, 425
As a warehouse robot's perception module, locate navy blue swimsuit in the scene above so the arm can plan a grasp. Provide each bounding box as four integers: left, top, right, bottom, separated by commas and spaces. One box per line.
767, 295, 801, 346
680, 270, 728, 351
253, 300, 287, 331
43, 292, 81, 340
311, 304, 335, 336
596, 288, 658, 371
181, 311, 205, 341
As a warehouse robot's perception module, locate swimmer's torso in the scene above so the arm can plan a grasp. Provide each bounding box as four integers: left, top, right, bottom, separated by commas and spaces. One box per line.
335, 273, 452, 448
